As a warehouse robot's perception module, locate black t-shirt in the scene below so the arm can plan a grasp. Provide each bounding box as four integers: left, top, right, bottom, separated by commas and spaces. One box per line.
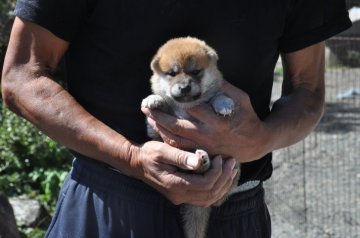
14, 0, 351, 183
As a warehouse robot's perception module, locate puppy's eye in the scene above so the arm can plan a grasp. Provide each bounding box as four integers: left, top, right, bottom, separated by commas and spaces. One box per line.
166, 71, 177, 77
190, 69, 202, 76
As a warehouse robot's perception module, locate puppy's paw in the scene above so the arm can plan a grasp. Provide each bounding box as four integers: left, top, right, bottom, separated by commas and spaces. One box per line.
194, 149, 211, 173
141, 94, 166, 110
211, 95, 234, 117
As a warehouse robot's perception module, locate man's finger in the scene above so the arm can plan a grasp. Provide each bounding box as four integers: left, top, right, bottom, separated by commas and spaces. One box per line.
147, 117, 198, 150
186, 103, 221, 124
142, 107, 199, 136
153, 144, 206, 171
209, 158, 236, 202
180, 157, 237, 206
174, 155, 223, 191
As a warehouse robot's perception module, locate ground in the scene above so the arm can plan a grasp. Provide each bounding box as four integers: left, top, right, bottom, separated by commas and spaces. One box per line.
264, 66, 360, 238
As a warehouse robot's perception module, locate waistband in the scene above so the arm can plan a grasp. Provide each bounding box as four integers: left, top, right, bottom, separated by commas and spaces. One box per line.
71, 158, 264, 214
211, 181, 264, 218
71, 157, 163, 203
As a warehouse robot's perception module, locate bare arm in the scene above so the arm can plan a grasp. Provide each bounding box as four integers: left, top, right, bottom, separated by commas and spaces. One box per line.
1, 17, 135, 174
2, 17, 237, 207
142, 42, 325, 162
265, 42, 325, 150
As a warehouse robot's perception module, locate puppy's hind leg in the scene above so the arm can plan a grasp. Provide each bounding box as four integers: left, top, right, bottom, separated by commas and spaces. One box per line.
193, 149, 211, 174
182, 205, 211, 238
181, 150, 211, 238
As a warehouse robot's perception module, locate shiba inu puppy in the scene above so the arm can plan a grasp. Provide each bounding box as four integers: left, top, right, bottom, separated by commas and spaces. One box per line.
142, 37, 240, 238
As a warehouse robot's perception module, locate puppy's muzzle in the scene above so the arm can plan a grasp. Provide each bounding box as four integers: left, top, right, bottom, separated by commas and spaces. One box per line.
179, 84, 191, 95
171, 84, 201, 102
170, 79, 201, 102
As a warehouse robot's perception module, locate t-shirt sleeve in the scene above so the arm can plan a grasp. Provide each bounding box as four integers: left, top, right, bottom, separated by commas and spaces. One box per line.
13, 0, 89, 42
279, 0, 352, 53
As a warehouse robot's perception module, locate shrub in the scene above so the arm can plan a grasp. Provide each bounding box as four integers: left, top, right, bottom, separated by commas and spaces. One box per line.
0, 0, 15, 77
0, 101, 72, 211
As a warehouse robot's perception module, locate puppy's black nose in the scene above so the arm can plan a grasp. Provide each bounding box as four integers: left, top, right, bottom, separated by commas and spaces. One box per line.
180, 85, 191, 94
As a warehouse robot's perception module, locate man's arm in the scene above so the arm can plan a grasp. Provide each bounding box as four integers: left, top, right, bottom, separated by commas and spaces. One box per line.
142, 42, 325, 162
1, 17, 135, 173
265, 42, 325, 151
1, 17, 237, 207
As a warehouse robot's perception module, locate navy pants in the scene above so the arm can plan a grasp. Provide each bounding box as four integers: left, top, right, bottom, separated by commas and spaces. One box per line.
45, 158, 271, 238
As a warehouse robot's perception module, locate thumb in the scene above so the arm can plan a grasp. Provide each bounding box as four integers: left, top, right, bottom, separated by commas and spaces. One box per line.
162, 145, 202, 171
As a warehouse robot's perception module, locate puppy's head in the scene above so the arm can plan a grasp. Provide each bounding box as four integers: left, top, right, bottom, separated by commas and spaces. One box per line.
150, 37, 222, 107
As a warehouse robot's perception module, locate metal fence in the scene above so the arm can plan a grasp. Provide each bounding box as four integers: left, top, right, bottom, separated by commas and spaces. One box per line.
265, 6, 360, 238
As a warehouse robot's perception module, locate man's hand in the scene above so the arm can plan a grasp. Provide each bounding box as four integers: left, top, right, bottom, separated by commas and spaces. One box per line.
130, 141, 238, 207
141, 81, 270, 163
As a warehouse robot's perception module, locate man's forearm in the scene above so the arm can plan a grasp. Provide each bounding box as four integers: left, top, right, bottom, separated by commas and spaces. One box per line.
2, 67, 138, 176
262, 43, 325, 153
1, 17, 138, 175
263, 85, 324, 152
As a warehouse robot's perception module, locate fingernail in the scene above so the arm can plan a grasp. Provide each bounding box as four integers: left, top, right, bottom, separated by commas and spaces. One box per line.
186, 155, 199, 169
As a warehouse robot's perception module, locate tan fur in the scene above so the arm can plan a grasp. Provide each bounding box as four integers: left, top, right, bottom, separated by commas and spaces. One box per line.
142, 37, 240, 238
152, 37, 217, 74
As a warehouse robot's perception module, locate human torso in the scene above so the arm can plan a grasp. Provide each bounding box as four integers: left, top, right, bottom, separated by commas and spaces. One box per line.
66, 0, 290, 182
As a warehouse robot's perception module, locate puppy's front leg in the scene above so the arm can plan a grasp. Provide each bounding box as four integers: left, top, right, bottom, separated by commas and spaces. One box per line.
141, 94, 168, 139
141, 94, 168, 110
211, 95, 235, 116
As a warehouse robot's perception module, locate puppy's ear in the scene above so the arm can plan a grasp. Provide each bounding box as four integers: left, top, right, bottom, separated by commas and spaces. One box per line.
206, 46, 219, 63
150, 56, 161, 74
